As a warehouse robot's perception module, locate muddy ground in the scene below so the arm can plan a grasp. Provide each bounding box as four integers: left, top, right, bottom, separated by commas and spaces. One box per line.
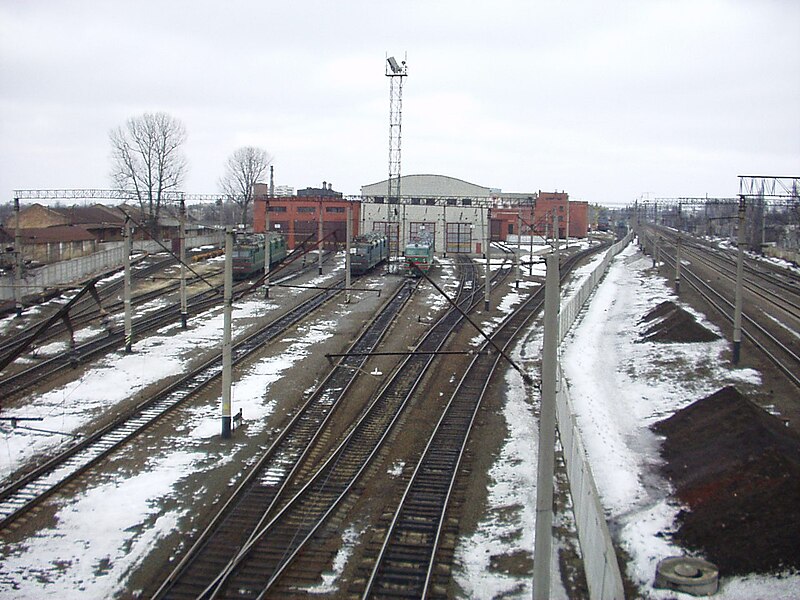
644, 302, 800, 577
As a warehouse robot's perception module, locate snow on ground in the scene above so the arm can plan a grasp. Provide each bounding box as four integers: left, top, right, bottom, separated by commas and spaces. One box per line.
0, 267, 350, 597
454, 332, 568, 599
5, 238, 795, 598
561, 243, 800, 599
0, 296, 278, 480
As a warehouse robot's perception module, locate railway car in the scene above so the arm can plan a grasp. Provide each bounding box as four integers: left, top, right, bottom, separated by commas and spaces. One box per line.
232, 232, 287, 279
350, 233, 389, 275
403, 240, 434, 276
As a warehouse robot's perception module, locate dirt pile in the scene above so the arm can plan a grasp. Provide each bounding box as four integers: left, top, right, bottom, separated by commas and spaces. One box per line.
639, 301, 720, 343
652, 386, 800, 575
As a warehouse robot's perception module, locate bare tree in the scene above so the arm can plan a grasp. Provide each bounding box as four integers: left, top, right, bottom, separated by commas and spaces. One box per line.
219, 146, 272, 228
110, 112, 187, 239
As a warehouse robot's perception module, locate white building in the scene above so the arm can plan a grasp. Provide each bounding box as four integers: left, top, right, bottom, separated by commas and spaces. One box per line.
360, 174, 496, 255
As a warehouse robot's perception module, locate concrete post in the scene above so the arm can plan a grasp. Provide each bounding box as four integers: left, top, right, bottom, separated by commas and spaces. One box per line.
179, 197, 188, 328
533, 250, 559, 600
318, 199, 324, 275
13, 198, 22, 317
264, 197, 271, 299
346, 203, 352, 303
733, 197, 746, 364
221, 227, 233, 439
124, 218, 133, 352
484, 207, 491, 311
515, 211, 521, 289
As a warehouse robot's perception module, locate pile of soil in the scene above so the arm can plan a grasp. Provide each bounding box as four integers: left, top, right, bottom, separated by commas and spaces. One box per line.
652, 386, 800, 575
639, 301, 720, 343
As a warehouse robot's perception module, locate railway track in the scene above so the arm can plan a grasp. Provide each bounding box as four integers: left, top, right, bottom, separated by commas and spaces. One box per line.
153, 255, 524, 599
0, 251, 335, 399
0, 254, 176, 363
642, 226, 800, 390
360, 246, 598, 599
0, 276, 349, 530
150, 271, 424, 599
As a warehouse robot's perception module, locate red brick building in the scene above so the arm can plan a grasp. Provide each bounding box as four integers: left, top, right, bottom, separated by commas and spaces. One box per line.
489, 192, 588, 241
533, 191, 588, 239
252, 183, 360, 250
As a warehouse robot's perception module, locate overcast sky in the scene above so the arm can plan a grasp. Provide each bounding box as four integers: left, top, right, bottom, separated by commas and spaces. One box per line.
1, 0, 798, 206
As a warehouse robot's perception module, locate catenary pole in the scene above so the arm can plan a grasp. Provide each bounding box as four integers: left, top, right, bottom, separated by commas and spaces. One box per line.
221, 227, 233, 439
179, 196, 188, 328
484, 207, 491, 311
318, 199, 324, 275
123, 218, 133, 352
533, 250, 559, 599
346, 202, 352, 303
264, 196, 271, 299
13, 198, 22, 317
733, 196, 746, 364
515, 211, 521, 289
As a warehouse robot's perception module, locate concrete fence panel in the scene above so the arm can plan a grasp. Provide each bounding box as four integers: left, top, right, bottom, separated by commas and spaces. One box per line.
551, 230, 632, 599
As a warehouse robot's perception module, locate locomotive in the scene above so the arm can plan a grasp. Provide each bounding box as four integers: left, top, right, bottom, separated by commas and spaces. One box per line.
232, 232, 287, 279
403, 240, 434, 276
349, 233, 389, 275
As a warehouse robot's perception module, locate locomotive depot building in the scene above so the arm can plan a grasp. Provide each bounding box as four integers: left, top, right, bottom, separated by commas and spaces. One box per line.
253, 174, 589, 254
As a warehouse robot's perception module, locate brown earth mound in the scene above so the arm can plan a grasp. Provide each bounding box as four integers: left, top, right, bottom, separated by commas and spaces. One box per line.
639, 301, 720, 343
652, 386, 800, 575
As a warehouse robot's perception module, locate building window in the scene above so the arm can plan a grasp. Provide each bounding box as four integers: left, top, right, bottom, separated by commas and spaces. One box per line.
462, 198, 472, 206
326, 206, 345, 213
426, 198, 436, 206
375, 197, 385, 203
269, 206, 287, 213
446, 198, 457, 206
297, 206, 316, 213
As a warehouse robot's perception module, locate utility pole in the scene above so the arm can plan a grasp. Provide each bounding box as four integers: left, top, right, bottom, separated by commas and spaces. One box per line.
675, 203, 682, 294
221, 227, 234, 439
179, 196, 188, 328
318, 198, 324, 275
484, 207, 491, 311
123, 218, 133, 352
13, 198, 22, 317
533, 250, 559, 600
515, 210, 521, 289
733, 196, 746, 364
264, 195, 271, 299
346, 202, 353, 303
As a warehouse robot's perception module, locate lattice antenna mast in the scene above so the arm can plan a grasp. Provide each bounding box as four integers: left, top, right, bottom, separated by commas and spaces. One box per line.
386, 54, 407, 267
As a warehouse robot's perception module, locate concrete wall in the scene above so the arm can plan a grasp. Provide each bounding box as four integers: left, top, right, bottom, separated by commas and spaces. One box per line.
764, 245, 800, 266
1, 232, 223, 302
554, 231, 633, 600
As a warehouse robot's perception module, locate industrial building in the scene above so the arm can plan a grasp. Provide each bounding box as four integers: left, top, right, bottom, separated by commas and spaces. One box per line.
252, 175, 588, 255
